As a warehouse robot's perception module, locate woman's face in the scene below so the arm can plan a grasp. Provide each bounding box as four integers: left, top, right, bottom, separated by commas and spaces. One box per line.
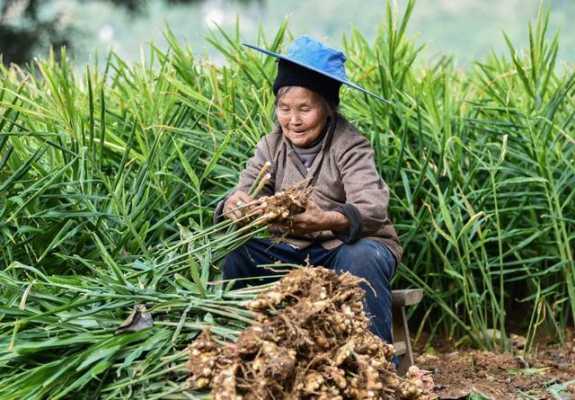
276, 86, 328, 148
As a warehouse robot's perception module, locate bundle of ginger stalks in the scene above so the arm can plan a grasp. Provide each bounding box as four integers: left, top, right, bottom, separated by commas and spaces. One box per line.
223, 162, 313, 227
186, 267, 435, 399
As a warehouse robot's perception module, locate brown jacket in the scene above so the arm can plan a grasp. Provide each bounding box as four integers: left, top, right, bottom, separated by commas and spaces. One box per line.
218, 114, 402, 263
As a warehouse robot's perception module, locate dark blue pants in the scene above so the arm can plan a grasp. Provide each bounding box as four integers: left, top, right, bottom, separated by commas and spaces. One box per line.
223, 238, 397, 344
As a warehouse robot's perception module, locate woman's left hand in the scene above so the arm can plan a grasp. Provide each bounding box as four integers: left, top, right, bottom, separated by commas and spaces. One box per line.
269, 200, 349, 235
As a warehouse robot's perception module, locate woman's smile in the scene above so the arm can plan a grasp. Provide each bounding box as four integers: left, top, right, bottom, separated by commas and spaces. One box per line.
276, 87, 328, 148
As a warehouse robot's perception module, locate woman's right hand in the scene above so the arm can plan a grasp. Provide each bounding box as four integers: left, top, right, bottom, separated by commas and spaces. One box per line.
223, 191, 254, 222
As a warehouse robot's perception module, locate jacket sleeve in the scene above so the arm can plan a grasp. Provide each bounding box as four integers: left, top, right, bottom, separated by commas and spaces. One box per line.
335, 133, 391, 239
213, 135, 276, 224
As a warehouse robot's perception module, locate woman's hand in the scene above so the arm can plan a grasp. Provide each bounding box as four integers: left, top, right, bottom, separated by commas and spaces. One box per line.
270, 200, 350, 235
223, 191, 254, 222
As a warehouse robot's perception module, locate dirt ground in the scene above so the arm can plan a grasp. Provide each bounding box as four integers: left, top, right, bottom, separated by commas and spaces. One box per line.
414, 331, 575, 399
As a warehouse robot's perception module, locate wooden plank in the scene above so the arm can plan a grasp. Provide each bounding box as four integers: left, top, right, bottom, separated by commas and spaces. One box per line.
391, 289, 424, 307
396, 307, 414, 375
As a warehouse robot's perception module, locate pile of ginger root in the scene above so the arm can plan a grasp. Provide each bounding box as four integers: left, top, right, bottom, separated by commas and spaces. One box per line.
186, 267, 435, 399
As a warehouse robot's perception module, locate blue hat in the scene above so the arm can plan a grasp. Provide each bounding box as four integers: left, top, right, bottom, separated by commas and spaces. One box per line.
242, 36, 387, 103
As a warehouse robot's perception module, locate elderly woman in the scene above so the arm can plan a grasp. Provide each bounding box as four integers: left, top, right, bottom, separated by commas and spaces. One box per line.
215, 36, 402, 345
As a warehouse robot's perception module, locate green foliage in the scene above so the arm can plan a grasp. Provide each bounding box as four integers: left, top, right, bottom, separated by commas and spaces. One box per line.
0, 1, 574, 397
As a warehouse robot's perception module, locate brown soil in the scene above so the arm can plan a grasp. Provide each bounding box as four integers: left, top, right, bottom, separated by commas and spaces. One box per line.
414, 332, 575, 399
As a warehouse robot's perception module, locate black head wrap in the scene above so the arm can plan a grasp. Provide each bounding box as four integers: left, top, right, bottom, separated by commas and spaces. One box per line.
273, 59, 342, 106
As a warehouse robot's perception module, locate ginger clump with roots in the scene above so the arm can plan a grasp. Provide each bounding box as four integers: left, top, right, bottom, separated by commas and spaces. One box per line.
186, 267, 436, 399
225, 175, 313, 226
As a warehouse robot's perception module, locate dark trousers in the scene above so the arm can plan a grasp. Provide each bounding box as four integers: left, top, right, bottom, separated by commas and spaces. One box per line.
223, 238, 397, 344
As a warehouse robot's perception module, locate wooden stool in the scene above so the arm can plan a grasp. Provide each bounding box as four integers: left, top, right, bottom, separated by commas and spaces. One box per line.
391, 289, 424, 374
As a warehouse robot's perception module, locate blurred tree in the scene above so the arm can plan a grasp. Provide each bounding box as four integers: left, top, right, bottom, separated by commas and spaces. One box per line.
0, 0, 259, 66
0, 0, 72, 65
